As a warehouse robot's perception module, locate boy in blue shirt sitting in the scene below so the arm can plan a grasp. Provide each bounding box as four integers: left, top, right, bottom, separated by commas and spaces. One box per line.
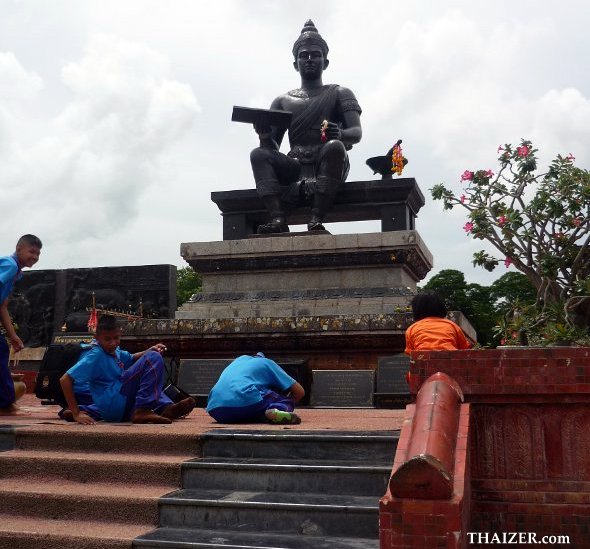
206, 353, 305, 425
60, 314, 195, 424
0, 234, 42, 415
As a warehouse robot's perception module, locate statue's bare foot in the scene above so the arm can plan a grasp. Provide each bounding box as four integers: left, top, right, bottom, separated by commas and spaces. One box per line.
307, 220, 325, 231
0, 403, 19, 415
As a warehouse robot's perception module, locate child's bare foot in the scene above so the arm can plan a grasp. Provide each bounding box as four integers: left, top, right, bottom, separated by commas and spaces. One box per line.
61, 409, 75, 422
161, 397, 196, 420
0, 403, 19, 415
132, 408, 172, 424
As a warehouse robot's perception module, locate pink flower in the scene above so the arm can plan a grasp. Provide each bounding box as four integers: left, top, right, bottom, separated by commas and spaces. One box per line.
460, 170, 474, 182
500, 338, 506, 345
460, 194, 466, 204
463, 222, 474, 233
497, 145, 504, 153
498, 215, 508, 227
517, 145, 530, 157
485, 169, 494, 178
566, 153, 576, 162
573, 217, 582, 227
504, 257, 513, 268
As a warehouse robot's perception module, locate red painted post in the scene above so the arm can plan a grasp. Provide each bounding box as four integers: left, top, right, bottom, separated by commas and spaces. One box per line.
389, 372, 463, 499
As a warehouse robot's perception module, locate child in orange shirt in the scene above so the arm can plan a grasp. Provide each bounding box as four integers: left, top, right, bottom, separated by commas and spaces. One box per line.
405, 292, 471, 354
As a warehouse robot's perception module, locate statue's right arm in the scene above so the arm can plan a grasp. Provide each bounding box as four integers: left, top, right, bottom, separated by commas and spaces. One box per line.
269, 96, 287, 149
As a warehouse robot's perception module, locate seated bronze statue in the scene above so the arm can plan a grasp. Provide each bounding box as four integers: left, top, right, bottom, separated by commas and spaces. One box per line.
250, 20, 362, 233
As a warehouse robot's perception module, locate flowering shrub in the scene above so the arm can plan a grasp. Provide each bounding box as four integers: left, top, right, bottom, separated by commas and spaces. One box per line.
431, 140, 590, 339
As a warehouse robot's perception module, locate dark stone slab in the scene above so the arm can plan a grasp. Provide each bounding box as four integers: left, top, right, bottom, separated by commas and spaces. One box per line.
177, 359, 231, 403
186, 249, 430, 281
9, 265, 177, 347
374, 354, 411, 409
311, 370, 375, 408
211, 178, 425, 240
177, 358, 311, 407
376, 354, 410, 393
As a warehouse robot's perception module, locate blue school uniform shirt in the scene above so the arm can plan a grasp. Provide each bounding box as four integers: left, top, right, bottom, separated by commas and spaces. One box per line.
66, 344, 134, 421
206, 354, 296, 412
0, 254, 22, 304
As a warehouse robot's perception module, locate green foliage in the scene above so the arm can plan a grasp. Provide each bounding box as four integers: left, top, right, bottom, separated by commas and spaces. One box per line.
422, 269, 497, 346
176, 267, 202, 307
421, 269, 589, 347
489, 272, 537, 314
494, 299, 590, 347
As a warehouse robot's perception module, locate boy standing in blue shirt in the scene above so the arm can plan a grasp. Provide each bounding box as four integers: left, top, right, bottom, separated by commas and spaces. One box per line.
206, 353, 305, 425
0, 235, 42, 415
60, 314, 195, 424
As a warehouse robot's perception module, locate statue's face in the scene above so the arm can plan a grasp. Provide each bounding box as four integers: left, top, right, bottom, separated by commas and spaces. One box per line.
294, 45, 328, 79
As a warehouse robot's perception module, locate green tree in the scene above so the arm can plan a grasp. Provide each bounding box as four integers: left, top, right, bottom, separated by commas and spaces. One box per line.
422, 269, 497, 346
489, 272, 537, 314
431, 140, 590, 340
431, 141, 589, 303
176, 267, 202, 307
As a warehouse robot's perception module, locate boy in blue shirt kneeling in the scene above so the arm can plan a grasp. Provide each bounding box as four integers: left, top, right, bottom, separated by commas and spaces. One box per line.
206, 353, 305, 425
60, 314, 195, 424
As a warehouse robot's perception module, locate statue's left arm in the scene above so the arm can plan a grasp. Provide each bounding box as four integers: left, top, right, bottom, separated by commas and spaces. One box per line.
324, 86, 362, 147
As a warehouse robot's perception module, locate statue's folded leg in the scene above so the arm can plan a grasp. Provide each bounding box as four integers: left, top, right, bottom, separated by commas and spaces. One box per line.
306, 140, 347, 230
251, 147, 300, 234
257, 192, 289, 234
307, 177, 340, 231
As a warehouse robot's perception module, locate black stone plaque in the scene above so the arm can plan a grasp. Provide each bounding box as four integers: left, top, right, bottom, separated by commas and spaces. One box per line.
374, 354, 411, 409
311, 370, 375, 407
177, 358, 311, 407
376, 354, 410, 393
275, 360, 311, 406
177, 359, 231, 400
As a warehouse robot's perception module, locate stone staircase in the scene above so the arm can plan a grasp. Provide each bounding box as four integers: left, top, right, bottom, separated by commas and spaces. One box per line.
0, 423, 198, 549
135, 429, 399, 549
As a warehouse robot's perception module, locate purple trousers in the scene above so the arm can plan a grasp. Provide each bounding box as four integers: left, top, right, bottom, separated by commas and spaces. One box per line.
0, 336, 15, 408
119, 351, 173, 421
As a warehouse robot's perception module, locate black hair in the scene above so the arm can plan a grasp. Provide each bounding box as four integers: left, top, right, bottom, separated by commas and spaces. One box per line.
96, 314, 119, 333
17, 234, 43, 249
410, 292, 448, 321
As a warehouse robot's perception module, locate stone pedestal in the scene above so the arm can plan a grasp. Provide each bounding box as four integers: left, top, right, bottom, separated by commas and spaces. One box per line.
124, 230, 432, 373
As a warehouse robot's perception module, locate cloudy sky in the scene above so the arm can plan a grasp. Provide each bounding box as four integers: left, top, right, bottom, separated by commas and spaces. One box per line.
1, 0, 589, 287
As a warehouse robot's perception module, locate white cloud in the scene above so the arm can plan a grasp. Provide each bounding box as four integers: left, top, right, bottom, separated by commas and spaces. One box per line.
0, 34, 200, 263
1, 1, 589, 288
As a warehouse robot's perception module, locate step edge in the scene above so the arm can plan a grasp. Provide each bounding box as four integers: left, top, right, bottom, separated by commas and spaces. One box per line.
183, 461, 392, 473
160, 496, 378, 513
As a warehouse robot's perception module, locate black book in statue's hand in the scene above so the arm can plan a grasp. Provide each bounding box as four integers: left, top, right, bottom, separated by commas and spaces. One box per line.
232, 106, 292, 130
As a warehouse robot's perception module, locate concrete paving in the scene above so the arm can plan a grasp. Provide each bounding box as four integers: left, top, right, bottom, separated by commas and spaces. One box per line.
2, 393, 406, 434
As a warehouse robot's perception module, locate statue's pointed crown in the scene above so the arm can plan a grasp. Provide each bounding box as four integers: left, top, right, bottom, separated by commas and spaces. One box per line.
292, 19, 329, 59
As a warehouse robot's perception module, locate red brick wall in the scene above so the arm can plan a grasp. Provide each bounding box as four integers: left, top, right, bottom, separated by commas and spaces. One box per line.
408, 348, 590, 401
398, 347, 590, 548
